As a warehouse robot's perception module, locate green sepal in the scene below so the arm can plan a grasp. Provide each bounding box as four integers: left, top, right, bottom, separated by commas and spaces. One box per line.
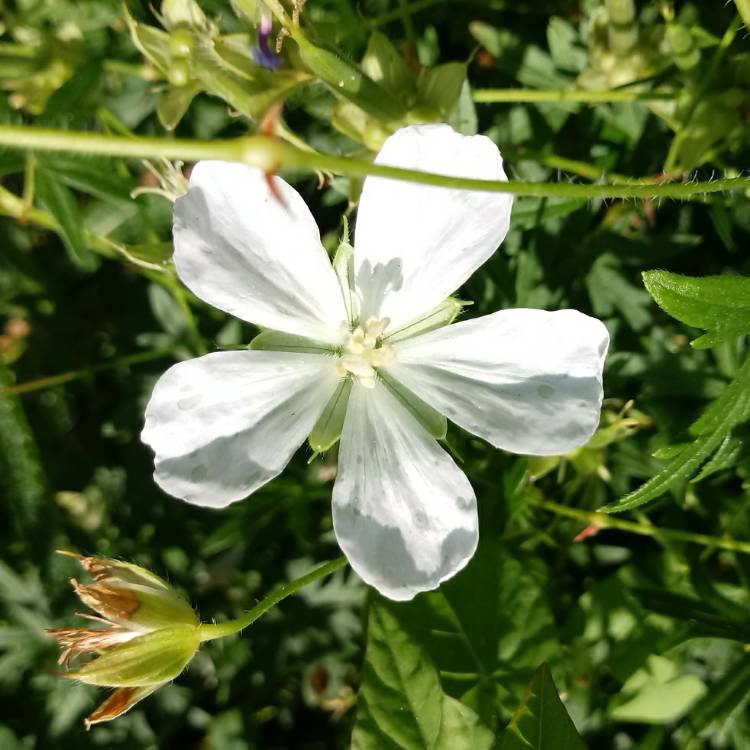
333, 221, 357, 325
309, 378, 353, 453
69, 625, 200, 687
250, 330, 335, 355
416, 62, 467, 119
385, 297, 468, 344
126, 587, 199, 629
157, 80, 201, 130
293, 33, 406, 124
379, 370, 447, 440
361, 31, 415, 100
124, 10, 172, 74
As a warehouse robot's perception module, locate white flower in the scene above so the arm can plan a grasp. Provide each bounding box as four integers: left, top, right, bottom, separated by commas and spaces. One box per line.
142, 124, 609, 601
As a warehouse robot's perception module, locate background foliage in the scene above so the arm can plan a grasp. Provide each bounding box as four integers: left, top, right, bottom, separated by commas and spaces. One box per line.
1, 0, 750, 747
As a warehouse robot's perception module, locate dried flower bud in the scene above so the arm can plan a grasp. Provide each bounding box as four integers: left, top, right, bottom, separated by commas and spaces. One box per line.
47, 551, 201, 729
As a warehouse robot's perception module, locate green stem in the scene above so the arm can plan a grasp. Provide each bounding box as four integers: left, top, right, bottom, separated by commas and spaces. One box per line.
397, 0, 417, 46
1, 125, 750, 199
532, 497, 750, 556
473, 88, 673, 104
198, 556, 347, 642
0, 348, 175, 397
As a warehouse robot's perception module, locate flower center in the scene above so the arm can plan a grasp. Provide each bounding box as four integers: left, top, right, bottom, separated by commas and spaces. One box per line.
335, 317, 395, 389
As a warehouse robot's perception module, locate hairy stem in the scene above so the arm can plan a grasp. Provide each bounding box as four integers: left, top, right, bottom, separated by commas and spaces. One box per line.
198, 556, 348, 642
1, 125, 749, 199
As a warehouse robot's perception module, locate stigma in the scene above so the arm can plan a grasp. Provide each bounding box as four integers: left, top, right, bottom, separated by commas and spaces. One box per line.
335, 317, 395, 388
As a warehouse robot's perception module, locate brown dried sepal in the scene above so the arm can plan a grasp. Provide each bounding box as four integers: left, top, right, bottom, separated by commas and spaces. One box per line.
84, 685, 158, 730
72, 579, 140, 623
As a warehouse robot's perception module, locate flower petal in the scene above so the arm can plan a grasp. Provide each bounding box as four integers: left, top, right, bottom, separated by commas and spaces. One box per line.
389, 309, 609, 456
142, 350, 339, 507
173, 161, 347, 342
332, 380, 478, 601
353, 124, 512, 329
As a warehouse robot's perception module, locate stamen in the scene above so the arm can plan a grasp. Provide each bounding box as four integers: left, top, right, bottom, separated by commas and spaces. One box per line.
334, 317, 395, 385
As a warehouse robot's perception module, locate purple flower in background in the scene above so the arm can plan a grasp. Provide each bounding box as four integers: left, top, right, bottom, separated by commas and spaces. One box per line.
252, 11, 282, 70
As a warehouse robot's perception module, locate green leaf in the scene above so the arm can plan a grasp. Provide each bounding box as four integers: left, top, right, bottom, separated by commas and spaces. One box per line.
373, 541, 557, 727
642, 270, 750, 348
35, 166, 96, 271
687, 659, 750, 735
587, 255, 652, 331
546, 17, 588, 73
498, 664, 585, 750
352, 600, 494, 750
42, 154, 135, 203
608, 656, 706, 724
601, 354, 750, 512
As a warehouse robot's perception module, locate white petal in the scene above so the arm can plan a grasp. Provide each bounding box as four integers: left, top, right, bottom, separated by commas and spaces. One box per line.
390, 309, 609, 456
332, 380, 478, 601
173, 161, 347, 342
353, 124, 513, 329
142, 350, 338, 508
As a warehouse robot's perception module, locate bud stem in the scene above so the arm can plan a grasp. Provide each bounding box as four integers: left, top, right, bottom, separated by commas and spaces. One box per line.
197, 556, 348, 642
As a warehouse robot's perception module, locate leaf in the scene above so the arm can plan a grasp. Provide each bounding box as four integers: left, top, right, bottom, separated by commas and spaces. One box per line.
352, 600, 494, 750
546, 17, 587, 73
687, 659, 750, 736
41, 154, 135, 203
642, 270, 750, 348
608, 656, 706, 724
601, 354, 750, 513
373, 541, 557, 727
41, 60, 102, 126
35, 166, 96, 270
498, 664, 584, 750
587, 255, 652, 331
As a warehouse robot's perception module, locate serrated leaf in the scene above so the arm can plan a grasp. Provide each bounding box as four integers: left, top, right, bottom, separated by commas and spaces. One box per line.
370, 541, 557, 727
642, 271, 750, 348
602, 355, 750, 513
352, 600, 494, 750
498, 664, 585, 750
35, 166, 96, 270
